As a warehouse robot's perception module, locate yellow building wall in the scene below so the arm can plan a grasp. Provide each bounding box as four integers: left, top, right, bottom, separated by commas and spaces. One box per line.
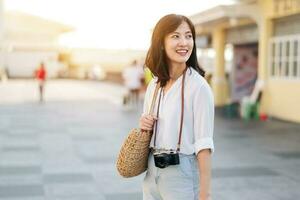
258, 0, 300, 123
265, 80, 300, 123
194, 0, 300, 122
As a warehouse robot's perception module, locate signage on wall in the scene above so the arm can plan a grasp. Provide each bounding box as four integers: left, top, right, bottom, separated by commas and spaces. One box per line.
273, 0, 300, 16
231, 44, 258, 102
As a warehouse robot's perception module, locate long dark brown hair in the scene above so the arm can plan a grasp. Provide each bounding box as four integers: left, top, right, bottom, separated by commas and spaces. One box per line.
145, 14, 205, 87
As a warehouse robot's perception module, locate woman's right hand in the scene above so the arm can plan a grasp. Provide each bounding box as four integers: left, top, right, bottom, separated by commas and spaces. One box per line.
139, 114, 157, 131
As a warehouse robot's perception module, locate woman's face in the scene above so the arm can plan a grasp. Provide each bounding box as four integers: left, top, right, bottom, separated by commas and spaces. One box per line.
164, 21, 194, 66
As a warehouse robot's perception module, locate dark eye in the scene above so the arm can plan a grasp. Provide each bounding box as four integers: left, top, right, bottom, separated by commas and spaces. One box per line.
186, 34, 193, 39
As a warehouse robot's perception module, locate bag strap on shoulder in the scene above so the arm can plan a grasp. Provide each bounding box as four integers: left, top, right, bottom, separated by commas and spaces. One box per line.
148, 82, 160, 115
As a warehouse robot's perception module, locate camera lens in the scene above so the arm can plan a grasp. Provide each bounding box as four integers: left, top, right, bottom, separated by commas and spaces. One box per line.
155, 156, 169, 168
158, 163, 166, 168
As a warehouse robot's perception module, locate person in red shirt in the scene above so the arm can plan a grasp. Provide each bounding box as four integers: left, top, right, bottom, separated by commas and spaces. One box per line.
35, 62, 47, 102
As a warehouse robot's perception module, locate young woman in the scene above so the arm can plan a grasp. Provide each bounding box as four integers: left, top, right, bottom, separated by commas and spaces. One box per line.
139, 14, 214, 200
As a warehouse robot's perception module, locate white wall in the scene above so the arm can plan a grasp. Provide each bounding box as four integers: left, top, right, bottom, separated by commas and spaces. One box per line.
70, 49, 146, 72
0, 51, 63, 78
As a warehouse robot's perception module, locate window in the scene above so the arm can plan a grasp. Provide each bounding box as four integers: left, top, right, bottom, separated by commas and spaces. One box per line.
269, 34, 300, 79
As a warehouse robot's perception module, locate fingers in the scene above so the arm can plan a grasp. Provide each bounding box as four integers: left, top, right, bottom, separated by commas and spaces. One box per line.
150, 115, 158, 120
140, 118, 154, 130
143, 114, 157, 122
142, 114, 156, 119
139, 114, 158, 131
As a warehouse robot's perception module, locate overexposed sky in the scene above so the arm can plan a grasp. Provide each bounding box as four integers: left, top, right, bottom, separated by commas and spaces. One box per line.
6, 0, 235, 50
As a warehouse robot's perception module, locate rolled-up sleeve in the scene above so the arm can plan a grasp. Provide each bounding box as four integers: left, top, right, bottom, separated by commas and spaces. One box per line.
193, 83, 215, 154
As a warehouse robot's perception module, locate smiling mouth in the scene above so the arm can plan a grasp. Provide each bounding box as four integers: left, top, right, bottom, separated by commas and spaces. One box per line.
176, 49, 188, 56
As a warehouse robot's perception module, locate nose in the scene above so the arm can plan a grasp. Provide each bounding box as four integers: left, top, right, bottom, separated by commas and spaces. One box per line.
179, 37, 188, 46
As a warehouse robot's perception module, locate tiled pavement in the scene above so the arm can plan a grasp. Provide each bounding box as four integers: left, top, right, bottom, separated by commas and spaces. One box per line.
0, 80, 300, 200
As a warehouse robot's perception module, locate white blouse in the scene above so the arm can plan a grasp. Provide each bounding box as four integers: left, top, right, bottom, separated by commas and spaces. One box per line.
142, 67, 214, 155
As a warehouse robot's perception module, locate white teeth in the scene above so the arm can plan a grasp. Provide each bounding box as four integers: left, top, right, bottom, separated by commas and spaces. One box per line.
176, 50, 188, 53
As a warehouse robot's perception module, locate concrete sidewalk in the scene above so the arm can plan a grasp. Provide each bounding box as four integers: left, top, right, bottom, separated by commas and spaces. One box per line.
0, 80, 299, 200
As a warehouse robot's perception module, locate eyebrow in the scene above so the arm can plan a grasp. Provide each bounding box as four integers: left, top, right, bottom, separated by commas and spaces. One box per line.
172, 31, 192, 34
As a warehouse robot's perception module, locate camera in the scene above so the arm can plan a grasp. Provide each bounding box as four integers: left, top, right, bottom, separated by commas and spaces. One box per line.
153, 149, 180, 169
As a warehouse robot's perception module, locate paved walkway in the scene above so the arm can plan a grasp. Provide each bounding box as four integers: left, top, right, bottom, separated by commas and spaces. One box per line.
0, 79, 299, 200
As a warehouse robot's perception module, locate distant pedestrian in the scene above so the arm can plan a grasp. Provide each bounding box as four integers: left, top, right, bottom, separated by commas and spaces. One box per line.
122, 60, 144, 108
35, 62, 47, 102
0, 67, 8, 83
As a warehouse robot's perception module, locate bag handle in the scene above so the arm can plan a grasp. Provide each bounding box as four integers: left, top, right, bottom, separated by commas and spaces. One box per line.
148, 82, 160, 115
140, 82, 160, 133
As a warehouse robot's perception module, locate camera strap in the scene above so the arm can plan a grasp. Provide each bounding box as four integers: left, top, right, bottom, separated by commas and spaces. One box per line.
153, 67, 187, 153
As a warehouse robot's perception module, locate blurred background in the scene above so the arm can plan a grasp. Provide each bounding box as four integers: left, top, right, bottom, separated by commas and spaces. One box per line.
0, 0, 299, 199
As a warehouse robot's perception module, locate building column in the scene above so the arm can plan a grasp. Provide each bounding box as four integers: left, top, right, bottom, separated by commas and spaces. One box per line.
258, 21, 273, 81
256, 18, 273, 112
0, 0, 3, 42
0, 0, 4, 71
212, 28, 229, 106
257, 0, 274, 81
257, 0, 274, 114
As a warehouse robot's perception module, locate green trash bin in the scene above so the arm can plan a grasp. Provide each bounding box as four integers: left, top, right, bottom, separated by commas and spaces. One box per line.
244, 102, 259, 120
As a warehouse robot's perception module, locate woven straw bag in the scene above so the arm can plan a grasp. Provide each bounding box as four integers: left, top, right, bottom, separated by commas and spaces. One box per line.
116, 84, 160, 178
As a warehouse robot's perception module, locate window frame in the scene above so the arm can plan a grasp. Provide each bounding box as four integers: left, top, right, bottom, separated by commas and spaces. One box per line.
269, 34, 300, 80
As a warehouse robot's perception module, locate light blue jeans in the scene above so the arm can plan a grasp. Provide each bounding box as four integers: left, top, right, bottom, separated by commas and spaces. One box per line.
143, 152, 199, 200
